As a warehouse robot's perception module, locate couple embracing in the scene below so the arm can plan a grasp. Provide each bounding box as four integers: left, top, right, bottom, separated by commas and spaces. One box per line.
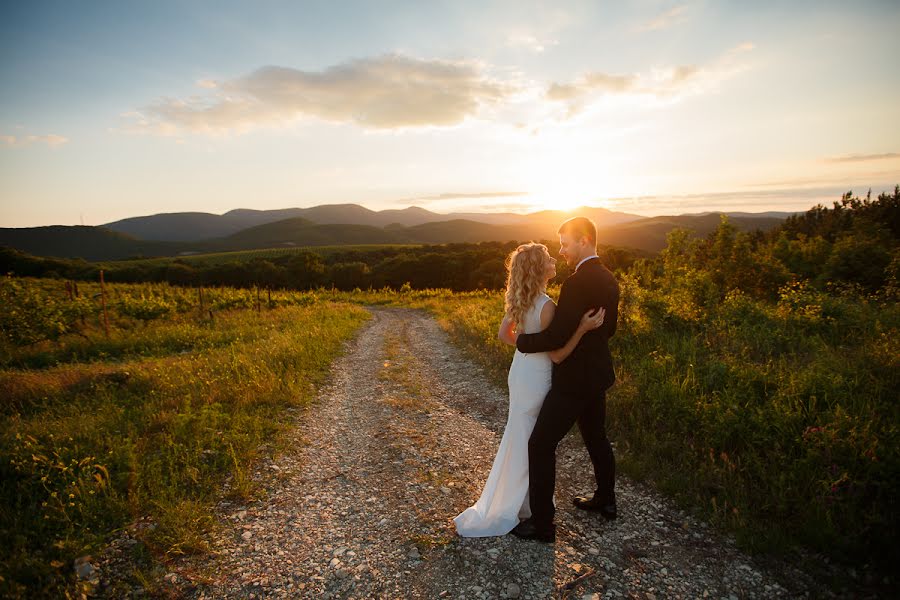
454, 216, 619, 543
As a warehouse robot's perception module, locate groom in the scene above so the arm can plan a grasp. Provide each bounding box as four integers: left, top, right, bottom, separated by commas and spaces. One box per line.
511, 216, 619, 543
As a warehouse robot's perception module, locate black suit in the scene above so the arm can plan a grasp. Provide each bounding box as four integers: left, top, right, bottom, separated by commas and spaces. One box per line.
515, 256, 619, 526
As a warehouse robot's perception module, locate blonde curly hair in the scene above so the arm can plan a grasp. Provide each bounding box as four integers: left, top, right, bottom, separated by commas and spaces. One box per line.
504, 242, 550, 326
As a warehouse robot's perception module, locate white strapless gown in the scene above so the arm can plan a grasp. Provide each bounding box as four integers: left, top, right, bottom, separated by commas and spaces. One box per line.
454, 293, 554, 536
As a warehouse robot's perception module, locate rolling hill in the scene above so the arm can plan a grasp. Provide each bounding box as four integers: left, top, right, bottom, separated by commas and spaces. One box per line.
0, 225, 182, 262
205, 218, 406, 250
594, 213, 784, 252
103, 204, 448, 241
1, 208, 787, 261
101, 203, 645, 242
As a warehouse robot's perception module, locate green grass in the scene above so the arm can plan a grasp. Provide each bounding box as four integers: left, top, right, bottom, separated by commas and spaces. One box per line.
96, 244, 426, 268
0, 279, 370, 597
3, 275, 896, 595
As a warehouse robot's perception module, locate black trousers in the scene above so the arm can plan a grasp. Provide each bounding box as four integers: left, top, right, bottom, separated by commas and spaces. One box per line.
527, 386, 615, 526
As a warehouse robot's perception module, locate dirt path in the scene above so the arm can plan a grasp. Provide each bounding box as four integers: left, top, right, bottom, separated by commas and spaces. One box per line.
157, 308, 832, 599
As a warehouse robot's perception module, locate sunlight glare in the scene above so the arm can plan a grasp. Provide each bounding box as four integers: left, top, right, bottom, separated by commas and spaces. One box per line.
521, 147, 627, 212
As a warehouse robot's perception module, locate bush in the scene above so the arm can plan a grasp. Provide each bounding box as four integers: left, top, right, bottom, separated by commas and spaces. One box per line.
0, 278, 92, 346
116, 293, 173, 322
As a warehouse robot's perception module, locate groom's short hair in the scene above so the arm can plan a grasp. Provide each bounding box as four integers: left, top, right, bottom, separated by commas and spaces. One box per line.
558, 216, 597, 247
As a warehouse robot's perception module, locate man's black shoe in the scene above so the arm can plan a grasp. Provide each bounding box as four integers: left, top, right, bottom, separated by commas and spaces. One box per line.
573, 494, 617, 520
510, 519, 556, 543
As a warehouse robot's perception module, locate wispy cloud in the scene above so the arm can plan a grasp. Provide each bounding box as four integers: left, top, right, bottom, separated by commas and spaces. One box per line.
400, 191, 529, 203
505, 31, 558, 53
605, 185, 867, 215
546, 43, 755, 116
823, 152, 900, 163
634, 4, 689, 32
495, 5, 573, 54
0, 133, 69, 148
745, 169, 900, 189
547, 73, 639, 101
121, 54, 514, 136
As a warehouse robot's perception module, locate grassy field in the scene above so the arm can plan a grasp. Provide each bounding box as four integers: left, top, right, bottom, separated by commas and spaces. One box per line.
2, 275, 897, 595
0, 277, 370, 597
95, 244, 426, 268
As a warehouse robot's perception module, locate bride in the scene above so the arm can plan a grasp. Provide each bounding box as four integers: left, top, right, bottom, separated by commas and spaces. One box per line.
454, 242, 604, 537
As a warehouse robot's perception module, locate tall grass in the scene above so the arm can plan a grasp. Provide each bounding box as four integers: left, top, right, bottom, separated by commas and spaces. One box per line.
0, 278, 369, 597
3, 274, 896, 593
612, 279, 899, 567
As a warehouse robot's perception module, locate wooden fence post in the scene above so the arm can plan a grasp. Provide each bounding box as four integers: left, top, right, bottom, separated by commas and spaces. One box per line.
99, 269, 110, 338
73, 280, 85, 326
256, 286, 261, 313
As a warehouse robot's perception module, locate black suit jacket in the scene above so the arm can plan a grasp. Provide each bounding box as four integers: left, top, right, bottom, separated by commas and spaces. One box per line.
515, 257, 619, 395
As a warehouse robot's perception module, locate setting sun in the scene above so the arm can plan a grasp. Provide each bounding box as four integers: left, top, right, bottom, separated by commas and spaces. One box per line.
522, 150, 628, 213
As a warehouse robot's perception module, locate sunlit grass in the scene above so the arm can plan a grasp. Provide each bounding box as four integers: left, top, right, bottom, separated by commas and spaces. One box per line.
0, 288, 369, 597
96, 244, 426, 268
2, 273, 896, 594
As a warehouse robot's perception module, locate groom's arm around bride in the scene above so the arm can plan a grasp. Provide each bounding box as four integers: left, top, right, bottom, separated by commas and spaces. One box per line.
515, 221, 619, 395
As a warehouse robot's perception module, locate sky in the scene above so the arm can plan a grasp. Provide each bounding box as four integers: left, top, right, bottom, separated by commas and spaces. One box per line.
1, 0, 899, 228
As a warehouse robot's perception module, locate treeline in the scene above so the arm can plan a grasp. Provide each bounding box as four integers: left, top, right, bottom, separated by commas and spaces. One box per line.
0, 241, 646, 292
630, 186, 899, 303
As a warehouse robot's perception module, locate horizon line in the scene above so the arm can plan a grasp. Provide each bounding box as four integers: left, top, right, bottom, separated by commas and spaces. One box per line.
4, 183, 899, 228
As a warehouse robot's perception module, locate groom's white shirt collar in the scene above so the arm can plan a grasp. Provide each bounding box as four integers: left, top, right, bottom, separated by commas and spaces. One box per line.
575, 254, 599, 272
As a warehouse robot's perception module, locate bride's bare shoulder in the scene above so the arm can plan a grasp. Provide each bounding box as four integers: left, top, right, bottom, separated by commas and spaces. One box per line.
539, 295, 555, 328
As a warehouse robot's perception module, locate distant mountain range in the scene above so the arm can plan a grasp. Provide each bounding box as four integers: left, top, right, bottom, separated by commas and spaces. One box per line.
0, 204, 793, 262
99, 204, 644, 242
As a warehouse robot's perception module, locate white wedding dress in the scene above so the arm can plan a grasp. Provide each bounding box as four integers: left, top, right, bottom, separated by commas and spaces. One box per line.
454, 292, 554, 536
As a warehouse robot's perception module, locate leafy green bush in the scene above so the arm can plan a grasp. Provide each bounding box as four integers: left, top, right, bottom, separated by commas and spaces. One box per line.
115, 293, 174, 322
0, 278, 92, 346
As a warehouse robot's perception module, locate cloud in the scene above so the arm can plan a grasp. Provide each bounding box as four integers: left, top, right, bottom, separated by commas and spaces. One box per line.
0, 133, 69, 148
122, 54, 514, 136
605, 185, 865, 215
546, 43, 754, 116
634, 4, 689, 32
505, 32, 558, 53
547, 73, 636, 101
823, 152, 900, 163
401, 191, 529, 203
